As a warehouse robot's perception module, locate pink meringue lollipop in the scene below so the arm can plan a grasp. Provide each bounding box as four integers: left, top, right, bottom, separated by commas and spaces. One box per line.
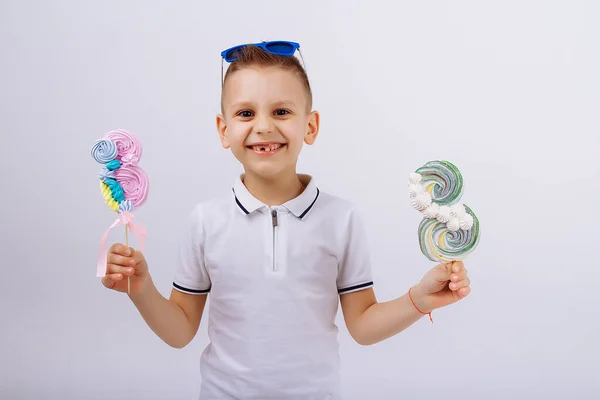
92, 129, 148, 295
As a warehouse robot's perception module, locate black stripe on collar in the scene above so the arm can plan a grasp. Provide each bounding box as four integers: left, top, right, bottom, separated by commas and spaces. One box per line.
232, 186, 320, 218
299, 188, 320, 219
232, 188, 249, 214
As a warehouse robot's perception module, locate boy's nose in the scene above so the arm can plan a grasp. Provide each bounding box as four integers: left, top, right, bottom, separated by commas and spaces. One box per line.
253, 113, 273, 134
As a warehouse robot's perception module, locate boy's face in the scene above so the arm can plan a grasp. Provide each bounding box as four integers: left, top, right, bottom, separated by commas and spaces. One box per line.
217, 66, 319, 180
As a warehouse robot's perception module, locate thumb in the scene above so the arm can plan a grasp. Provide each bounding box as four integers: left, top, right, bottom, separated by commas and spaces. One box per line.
433, 261, 454, 282
127, 247, 145, 264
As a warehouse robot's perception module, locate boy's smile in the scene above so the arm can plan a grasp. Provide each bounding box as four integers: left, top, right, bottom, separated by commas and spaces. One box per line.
246, 141, 287, 156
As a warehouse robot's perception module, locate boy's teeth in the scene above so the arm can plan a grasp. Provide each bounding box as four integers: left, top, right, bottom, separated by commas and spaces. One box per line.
252, 144, 282, 151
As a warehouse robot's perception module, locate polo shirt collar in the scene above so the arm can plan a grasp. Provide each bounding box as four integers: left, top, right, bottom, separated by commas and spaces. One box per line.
232, 174, 320, 219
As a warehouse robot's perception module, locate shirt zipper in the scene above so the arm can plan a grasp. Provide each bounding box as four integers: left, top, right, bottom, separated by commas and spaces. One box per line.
271, 209, 278, 271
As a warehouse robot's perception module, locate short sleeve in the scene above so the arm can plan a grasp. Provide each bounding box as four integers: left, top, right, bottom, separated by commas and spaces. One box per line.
172, 205, 211, 295
336, 207, 374, 294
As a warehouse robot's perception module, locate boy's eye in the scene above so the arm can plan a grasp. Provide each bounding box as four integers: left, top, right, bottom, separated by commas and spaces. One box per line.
275, 109, 290, 116
237, 110, 253, 118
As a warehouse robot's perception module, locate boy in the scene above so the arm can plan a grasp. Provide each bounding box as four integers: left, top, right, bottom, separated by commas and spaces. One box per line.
102, 41, 471, 399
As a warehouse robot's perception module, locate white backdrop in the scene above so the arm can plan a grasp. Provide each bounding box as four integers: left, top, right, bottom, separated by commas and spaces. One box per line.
1, 1, 598, 399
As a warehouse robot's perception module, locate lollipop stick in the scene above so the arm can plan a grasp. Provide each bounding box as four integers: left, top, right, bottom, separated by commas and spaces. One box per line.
126, 224, 130, 295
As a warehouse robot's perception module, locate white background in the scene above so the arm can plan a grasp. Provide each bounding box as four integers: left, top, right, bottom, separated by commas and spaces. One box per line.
1, 1, 598, 399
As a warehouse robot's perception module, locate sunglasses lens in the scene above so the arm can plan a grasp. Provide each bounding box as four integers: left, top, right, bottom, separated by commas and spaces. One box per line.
225, 50, 238, 62
265, 42, 296, 55
224, 46, 245, 62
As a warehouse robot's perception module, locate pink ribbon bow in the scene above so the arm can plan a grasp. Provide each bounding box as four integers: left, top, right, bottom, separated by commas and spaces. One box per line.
97, 211, 147, 277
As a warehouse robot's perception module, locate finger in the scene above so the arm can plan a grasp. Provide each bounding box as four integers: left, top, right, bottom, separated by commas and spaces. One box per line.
106, 263, 135, 276
434, 262, 453, 282
101, 276, 115, 289
451, 268, 468, 282
101, 273, 123, 289
130, 248, 145, 264
452, 261, 464, 273
438, 261, 462, 280
450, 277, 470, 291
108, 253, 136, 267
458, 286, 471, 298
109, 243, 133, 257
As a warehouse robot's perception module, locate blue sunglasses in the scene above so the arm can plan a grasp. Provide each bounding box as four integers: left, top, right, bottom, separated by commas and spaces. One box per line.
221, 41, 301, 62
220, 40, 306, 85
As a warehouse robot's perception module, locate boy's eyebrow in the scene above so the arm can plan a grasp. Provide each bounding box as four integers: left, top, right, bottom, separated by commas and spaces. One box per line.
230, 101, 253, 110
229, 100, 298, 110
272, 100, 297, 108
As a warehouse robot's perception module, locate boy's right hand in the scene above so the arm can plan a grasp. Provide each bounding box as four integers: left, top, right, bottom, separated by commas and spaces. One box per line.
102, 243, 150, 295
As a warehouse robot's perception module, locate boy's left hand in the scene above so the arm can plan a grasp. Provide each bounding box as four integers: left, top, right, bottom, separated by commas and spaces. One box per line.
412, 261, 471, 312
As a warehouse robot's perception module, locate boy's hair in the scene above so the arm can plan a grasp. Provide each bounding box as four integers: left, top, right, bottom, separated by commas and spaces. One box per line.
221, 45, 313, 113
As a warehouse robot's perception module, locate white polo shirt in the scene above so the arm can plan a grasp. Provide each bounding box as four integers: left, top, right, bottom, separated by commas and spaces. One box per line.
173, 174, 374, 400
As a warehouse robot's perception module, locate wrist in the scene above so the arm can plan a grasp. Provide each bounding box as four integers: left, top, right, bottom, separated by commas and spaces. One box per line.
129, 274, 154, 303
409, 283, 433, 316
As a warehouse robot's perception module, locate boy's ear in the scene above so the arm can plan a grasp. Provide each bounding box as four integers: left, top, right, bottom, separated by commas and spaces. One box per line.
304, 110, 320, 145
216, 114, 230, 149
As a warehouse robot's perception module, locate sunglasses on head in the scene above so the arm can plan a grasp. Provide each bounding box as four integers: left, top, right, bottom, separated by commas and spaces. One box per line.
220, 40, 306, 85
221, 41, 301, 62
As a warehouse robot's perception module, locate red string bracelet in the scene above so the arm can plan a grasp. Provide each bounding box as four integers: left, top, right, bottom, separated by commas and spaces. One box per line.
409, 287, 433, 323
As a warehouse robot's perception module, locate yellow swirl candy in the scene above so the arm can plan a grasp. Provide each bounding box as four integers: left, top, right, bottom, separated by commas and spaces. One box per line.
100, 181, 119, 212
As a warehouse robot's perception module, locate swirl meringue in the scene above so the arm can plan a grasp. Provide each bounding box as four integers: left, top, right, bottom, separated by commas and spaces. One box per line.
106, 159, 121, 171
118, 199, 135, 213
113, 165, 149, 208
436, 205, 452, 223
411, 192, 432, 211
99, 167, 115, 181
418, 207, 480, 263
409, 173, 422, 184
422, 203, 440, 219
104, 129, 142, 166
91, 139, 117, 164
451, 203, 467, 218
414, 160, 464, 206
408, 183, 425, 198
447, 218, 460, 232
460, 213, 474, 230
